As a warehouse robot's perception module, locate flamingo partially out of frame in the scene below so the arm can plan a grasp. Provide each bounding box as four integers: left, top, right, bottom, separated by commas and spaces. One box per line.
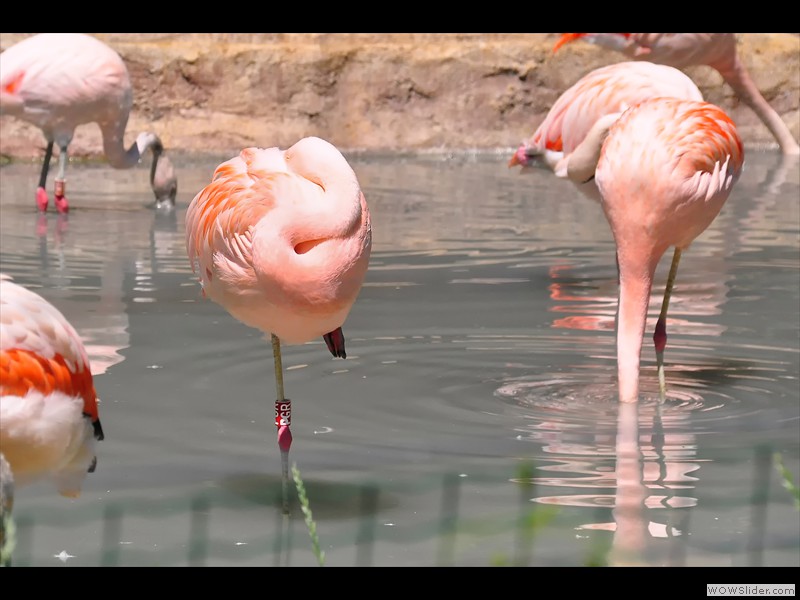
0, 274, 105, 497
594, 97, 744, 402
185, 136, 372, 510
0, 33, 178, 213
552, 33, 800, 155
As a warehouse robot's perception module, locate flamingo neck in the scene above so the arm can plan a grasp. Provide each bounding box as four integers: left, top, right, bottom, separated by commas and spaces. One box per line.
100, 120, 163, 169
713, 56, 800, 155
148, 144, 163, 186
615, 252, 657, 403
566, 112, 623, 184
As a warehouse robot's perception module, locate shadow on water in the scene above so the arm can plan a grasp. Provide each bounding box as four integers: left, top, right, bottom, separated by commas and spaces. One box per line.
221, 473, 394, 519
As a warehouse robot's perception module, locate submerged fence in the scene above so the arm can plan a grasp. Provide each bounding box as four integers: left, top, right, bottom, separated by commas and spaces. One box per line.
1, 445, 798, 567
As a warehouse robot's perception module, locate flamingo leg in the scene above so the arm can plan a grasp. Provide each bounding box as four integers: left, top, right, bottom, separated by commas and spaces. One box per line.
654, 247, 682, 402
272, 334, 292, 515
36, 142, 54, 212
53, 143, 69, 214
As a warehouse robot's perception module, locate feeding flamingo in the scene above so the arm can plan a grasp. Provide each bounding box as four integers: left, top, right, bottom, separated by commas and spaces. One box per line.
552, 33, 800, 156
185, 136, 372, 510
509, 61, 703, 201
0, 33, 178, 213
0, 274, 105, 497
593, 97, 744, 402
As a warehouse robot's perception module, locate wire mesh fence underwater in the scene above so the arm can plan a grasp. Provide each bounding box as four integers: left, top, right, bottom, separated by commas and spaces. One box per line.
1, 445, 797, 567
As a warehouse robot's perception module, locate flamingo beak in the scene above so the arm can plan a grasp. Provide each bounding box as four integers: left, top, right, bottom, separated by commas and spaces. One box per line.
323, 327, 347, 359
552, 33, 585, 53
508, 144, 529, 168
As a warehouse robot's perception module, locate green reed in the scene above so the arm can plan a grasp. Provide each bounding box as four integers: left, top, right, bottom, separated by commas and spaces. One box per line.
292, 463, 325, 566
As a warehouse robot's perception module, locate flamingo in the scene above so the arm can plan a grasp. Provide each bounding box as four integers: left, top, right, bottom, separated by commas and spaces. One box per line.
185, 136, 372, 511
552, 33, 800, 156
0, 274, 105, 497
508, 61, 704, 201
592, 97, 744, 402
0, 33, 178, 213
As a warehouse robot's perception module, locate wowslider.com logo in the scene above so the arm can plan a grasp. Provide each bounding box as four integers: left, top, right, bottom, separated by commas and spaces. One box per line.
707, 584, 795, 597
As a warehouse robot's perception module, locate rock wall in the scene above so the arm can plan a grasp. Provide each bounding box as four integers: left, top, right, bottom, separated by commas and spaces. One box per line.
1, 33, 798, 159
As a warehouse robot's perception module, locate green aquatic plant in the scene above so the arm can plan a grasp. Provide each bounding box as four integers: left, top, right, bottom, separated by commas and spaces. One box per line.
0, 513, 15, 567
0, 454, 14, 567
774, 453, 800, 510
292, 463, 325, 566
487, 462, 562, 566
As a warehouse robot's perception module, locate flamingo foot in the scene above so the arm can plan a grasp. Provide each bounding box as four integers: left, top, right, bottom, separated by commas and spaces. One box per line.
54, 179, 68, 213
653, 318, 667, 354
277, 424, 293, 453
654, 318, 668, 402
36, 187, 49, 212
54, 194, 69, 214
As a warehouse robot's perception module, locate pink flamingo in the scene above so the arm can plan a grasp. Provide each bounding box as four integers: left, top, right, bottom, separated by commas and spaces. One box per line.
185, 136, 372, 509
0, 33, 178, 213
508, 61, 703, 201
0, 274, 105, 497
593, 98, 744, 402
553, 33, 800, 156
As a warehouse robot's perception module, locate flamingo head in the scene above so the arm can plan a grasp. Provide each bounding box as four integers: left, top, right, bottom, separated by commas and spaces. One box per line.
508, 144, 530, 168
152, 153, 178, 209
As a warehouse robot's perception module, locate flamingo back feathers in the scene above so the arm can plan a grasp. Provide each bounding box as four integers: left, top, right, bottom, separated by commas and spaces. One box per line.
0, 274, 103, 496
596, 98, 744, 252
529, 62, 703, 156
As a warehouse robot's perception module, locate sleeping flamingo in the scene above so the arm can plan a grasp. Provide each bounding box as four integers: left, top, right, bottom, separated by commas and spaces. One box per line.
594, 97, 744, 402
0, 33, 178, 213
185, 136, 372, 511
508, 61, 703, 201
0, 274, 105, 497
552, 33, 800, 155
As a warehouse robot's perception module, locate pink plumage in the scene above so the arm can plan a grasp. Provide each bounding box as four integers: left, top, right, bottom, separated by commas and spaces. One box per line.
595, 97, 744, 402
185, 136, 372, 352
185, 137, 371, 507
553, 33, 800, 155
0, 274, 104, 497
0, 33, 177, 212
509, 61, 703, 201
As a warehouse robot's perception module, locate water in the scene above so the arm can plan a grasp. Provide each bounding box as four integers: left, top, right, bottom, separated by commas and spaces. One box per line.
0, 150, 798, 567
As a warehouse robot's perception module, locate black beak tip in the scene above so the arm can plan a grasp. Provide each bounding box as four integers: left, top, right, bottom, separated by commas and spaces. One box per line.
323, 328, 347, 359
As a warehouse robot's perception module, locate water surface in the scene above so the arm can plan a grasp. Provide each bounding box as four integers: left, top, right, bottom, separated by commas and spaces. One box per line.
0, 150, 798, 567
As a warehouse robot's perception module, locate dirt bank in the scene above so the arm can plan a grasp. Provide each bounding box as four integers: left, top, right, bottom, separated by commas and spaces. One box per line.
1, 33, 798, 159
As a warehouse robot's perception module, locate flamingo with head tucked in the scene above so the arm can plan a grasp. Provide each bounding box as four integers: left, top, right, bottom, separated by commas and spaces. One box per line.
185, 136, 372, 510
